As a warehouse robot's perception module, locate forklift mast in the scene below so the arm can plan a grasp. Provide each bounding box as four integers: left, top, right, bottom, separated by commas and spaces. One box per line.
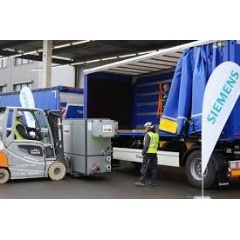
45, 110, 65, 163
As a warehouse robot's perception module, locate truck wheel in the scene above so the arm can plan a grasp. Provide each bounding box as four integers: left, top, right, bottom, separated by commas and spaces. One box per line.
48, 162, 66, 181
0, 168, 10, 184
185, 150, 216, 188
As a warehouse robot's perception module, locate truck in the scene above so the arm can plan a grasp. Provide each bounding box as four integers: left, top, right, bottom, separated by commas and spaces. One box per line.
0, 106, 117, 184
82, 40, 240, 188
0, 85, 84, 119
2, 40, 240, 189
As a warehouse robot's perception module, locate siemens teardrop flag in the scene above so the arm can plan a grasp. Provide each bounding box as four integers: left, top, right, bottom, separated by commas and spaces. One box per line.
19, 86, 36, 128
202, 62, 240, 174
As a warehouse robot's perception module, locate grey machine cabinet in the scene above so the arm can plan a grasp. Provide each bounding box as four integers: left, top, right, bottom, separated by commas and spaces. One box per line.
63, 118, 117, 175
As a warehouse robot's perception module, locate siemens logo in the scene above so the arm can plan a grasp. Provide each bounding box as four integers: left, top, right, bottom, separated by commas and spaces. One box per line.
207, 70, 239, 125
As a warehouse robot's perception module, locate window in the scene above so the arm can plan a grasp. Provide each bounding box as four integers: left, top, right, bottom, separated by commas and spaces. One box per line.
0, 56, 8, 69
0, 84, 7, 93
14, 58, 33, 66
13, 81, 33, 91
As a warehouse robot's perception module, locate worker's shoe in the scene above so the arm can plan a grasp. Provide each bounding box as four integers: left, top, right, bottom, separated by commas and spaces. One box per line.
149, 181, 157, 186
135, 181, 146, 187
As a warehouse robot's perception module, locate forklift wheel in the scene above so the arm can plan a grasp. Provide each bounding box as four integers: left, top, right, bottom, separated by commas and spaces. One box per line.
48, 162, 66, 181
0, 168, 10, 184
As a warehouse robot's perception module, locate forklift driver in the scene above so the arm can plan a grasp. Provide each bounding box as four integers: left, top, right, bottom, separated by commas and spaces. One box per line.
14, 111, 40, 140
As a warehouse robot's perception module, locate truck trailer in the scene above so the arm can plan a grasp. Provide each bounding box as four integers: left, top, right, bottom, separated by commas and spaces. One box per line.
83, 40, 240, 188
0, 85, 84, 119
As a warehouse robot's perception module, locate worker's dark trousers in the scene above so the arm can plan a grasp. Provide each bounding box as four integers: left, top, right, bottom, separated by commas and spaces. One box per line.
140, 153, 158, 183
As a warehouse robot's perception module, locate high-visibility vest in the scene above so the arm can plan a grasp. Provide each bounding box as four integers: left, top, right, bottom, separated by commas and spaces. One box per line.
14, 120, 27, 140
145, 131, 159, 154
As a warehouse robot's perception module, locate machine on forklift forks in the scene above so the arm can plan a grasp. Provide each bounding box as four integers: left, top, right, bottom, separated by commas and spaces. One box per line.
0, 106, 66, 184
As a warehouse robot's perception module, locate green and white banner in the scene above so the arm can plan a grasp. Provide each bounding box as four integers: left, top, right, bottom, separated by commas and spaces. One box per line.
19, 86, 36, 128
202, 61, 240, 174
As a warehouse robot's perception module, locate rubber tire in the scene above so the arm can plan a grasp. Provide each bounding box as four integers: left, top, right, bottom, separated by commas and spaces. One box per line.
185, 150, 216, 189
0, 168, 10, 185
48, 162, 66, 181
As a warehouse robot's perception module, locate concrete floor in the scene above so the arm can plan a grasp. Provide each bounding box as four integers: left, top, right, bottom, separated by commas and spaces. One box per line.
1, 162, 240, 199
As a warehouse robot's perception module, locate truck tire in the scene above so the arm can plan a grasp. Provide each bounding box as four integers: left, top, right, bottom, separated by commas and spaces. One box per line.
185, 150, 216, 188
0, 168, 10, 184
48, 162, 66, 181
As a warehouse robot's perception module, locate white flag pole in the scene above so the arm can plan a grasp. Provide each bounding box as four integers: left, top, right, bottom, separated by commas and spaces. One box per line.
19, 86, 36, 128
196, 61, 240, 199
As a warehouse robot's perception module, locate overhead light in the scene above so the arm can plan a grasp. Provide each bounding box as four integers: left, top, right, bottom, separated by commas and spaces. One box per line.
1, 51, 40, 60
23, 51, 38, 55
71, 58, 101, 66
101, 56, 118, 61
85, 59, 100, 64
9, 54, 23, 58
52, 55, 72, 61
119, 53, 137, 58
72, 40, 92, 45
137, 50, 156, 55
0, 54, 20, 60
52, 64, 70, 68
32, 63, 70, 72
53, 43, 71, 49
0, 40, 94, 61
71, 61, 84, 66
2, 48, 15, 52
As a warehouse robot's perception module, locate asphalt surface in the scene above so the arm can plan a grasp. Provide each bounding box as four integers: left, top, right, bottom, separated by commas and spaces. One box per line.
1, 162, 240, 199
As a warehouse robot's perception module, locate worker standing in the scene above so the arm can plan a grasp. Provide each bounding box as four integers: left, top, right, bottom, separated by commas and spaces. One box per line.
135, 122, 159, 187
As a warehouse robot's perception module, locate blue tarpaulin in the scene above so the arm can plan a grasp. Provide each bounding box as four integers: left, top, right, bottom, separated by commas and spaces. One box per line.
159, 42, 223, 136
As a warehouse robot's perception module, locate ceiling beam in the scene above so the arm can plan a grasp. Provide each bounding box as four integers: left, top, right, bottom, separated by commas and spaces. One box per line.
97, 40, 139, 52
0, 40, 35, 49
20, 55, 71, 65
0, 49, 71, 65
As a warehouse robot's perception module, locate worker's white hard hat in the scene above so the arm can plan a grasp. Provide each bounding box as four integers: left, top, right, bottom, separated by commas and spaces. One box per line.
17, 111, 24, 117
144, 122, 154, 129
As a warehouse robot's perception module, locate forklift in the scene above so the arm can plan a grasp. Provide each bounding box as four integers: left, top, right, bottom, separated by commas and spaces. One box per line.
0, 106, 117, 184
0, 106, 66, 184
